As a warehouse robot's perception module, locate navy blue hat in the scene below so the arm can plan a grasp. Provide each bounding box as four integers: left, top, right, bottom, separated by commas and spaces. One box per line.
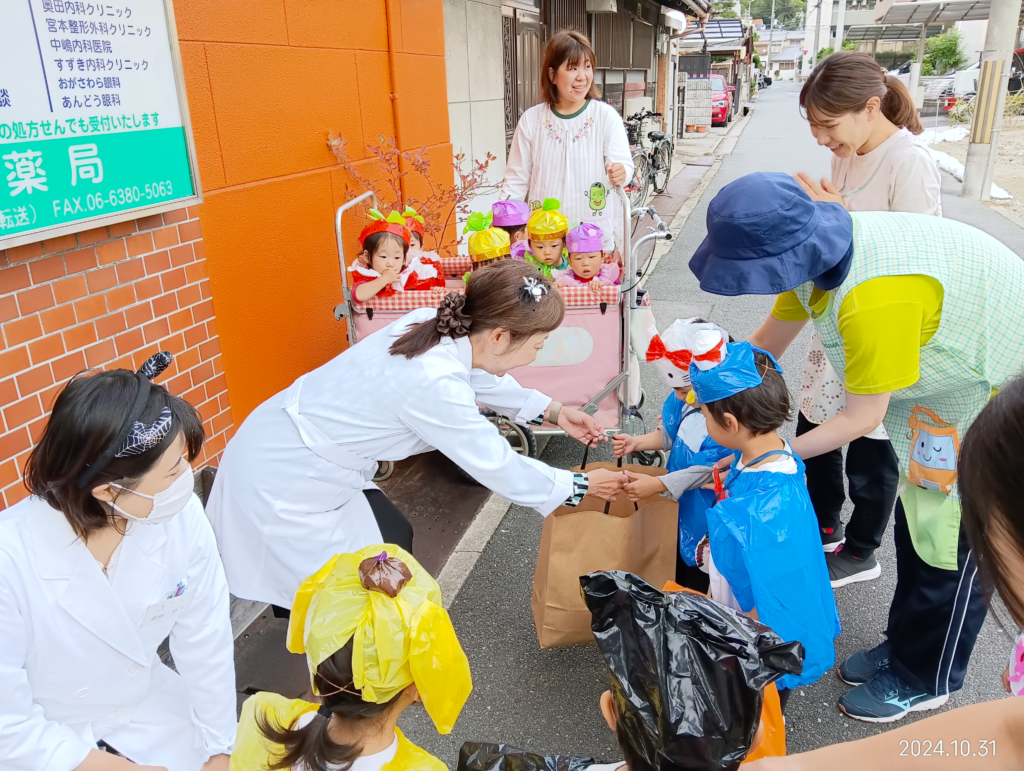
689, 173, 854, 296
690, 341, 783, 405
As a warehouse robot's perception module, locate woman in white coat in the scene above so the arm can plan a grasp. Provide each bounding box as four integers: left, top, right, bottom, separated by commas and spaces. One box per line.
206, 260, 626, 613
0, 353, 236, 771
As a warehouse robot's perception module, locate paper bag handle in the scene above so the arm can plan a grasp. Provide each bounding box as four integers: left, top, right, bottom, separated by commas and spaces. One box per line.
581, 448, 638, 513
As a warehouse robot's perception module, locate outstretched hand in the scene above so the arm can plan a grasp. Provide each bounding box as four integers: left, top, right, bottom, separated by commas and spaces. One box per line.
702, 454, 734, 490
586, 467, 628, 501
793, 172, 846, 208
557, 406, 607, 448
622, 470, 667, 501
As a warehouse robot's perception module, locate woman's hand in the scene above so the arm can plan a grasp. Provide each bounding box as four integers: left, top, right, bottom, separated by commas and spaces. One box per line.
586, 468, 627, 501
201, 756, 230, 771
793, 172, 846, 208
606, 161, 627, 187
611, 433, 637, 459
622, 471, 666, 501
556, 406, 607, 447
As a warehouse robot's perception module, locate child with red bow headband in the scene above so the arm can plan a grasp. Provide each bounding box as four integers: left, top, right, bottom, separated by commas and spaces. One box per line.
401, 207, 446, 293
611, 318, 734, 592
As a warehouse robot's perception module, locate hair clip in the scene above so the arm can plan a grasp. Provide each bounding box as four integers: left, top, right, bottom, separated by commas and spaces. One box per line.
137, 351, 173, 381
115, 406, 172, 458
522, 277, 548, 303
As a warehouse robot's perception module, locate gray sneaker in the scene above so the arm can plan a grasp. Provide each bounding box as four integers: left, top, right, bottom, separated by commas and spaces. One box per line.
828, 546, 881, 588
839, 641, 891, 686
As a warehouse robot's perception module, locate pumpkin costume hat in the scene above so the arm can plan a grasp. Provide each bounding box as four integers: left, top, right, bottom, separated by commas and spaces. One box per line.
527, 198, 569, 242
463, 211, 511, 263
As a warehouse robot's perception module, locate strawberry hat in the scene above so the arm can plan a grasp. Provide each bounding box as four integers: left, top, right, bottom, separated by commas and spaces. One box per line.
359, 209, 411, 251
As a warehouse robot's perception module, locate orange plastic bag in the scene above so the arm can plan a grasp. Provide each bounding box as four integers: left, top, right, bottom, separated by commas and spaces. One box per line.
662, 581, 786, 761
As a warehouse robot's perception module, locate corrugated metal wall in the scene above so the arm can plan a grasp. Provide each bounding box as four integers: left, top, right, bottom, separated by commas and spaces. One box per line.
593, 7, 633, 68
549, 0, 586, 33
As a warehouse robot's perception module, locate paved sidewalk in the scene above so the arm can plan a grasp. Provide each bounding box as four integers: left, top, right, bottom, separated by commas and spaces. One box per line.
398, 82, 1023, 764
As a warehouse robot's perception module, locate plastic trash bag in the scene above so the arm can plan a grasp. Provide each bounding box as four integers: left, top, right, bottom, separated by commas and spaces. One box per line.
581, 571, 804, 771
459, 743, 596, 771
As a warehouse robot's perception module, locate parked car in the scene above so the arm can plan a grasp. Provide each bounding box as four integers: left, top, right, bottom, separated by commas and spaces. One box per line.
704, 73, 735, 126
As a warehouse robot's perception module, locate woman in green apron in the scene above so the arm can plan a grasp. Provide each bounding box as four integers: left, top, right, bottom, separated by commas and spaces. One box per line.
689, 172, 1024, 723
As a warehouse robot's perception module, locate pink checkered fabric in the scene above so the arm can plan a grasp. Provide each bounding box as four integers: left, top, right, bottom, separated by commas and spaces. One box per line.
351, 283, 619, 313
439, 255, 473, 277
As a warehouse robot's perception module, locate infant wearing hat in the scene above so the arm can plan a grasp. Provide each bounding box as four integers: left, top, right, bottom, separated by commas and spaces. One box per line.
555, 223, 620, 292
349, 210, 413, 302
492, 200, 530, 261
402, 206, 446, 293
524, 198, 569, 278
462, 212, 512, 282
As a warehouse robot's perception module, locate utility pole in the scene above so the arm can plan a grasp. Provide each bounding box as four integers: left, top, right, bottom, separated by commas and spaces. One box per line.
811, 0, 826, 71
767, 0, 776, 73
962, 0, 1024, 200
835, 0, 846, 51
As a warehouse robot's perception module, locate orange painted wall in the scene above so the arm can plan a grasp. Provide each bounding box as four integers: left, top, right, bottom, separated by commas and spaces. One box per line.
176, 0, 453, 422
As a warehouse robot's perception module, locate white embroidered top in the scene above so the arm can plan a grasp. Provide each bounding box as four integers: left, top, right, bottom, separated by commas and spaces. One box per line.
503, 100, 634, 253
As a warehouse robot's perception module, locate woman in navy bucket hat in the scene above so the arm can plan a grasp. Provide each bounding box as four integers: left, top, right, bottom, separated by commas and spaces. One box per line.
690, 171, 1024, 725
689, 173, 854, 296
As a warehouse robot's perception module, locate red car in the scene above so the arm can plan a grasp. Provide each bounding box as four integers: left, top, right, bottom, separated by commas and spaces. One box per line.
709, 74, 735, 126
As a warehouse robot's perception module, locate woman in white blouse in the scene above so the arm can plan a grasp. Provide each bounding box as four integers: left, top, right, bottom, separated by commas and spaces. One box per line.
502, 30, 635, 255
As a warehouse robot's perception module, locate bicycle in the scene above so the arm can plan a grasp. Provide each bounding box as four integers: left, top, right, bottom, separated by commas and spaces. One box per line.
623, 109, 674, 210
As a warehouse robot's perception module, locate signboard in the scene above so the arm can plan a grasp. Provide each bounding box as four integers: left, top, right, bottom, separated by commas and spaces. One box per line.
0, 0, 200, 248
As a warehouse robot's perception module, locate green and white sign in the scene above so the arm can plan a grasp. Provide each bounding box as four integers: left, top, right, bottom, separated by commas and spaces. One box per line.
0, 0, 200, 248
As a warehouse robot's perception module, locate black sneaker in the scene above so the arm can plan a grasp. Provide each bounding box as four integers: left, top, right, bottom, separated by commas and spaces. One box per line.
838, 641, 891, 685
828, 545, 881, 588
821, 522, 845, 552
838, 670, 948, 723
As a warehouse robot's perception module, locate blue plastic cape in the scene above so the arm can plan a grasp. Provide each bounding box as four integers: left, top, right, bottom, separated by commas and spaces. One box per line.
706, 452, 840, 689
689, 341, 783, 405
662, 393, 733, 565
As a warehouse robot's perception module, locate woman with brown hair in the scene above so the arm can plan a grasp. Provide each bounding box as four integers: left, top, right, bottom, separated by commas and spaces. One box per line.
784, 51, 943, 591
502, 30, 634, 255
207, 260, 626, 615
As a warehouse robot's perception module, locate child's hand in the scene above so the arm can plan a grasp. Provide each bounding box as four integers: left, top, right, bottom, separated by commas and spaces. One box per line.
589, 279, 603, 293
381, 266, 402, 284
1003, 664, 1012, 694
612, 433, 637, 459
702, 455, 734, 490
622, 470, 666, 501
431, 285, 447, 296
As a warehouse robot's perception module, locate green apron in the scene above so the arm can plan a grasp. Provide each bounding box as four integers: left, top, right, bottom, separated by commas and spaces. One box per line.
793, 212, 1024, 569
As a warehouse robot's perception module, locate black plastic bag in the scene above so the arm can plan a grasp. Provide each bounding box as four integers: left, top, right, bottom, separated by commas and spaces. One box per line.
459, 743, 596, 771
581, 571, 805, 771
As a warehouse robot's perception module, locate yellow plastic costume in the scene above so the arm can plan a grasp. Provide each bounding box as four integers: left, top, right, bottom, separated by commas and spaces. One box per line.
464, 212, 511, 263
526, 198, 569, 242
230, 546, 472, 771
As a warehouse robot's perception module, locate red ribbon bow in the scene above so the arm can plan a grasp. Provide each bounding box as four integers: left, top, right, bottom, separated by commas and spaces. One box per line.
713, 465, 728, 502
693, 336, 725, 363
645, 334, 693, 369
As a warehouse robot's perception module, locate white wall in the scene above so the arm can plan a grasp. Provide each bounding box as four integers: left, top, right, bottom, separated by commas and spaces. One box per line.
956, 19, 988, 68
801, 0, 834, 75
443, 0, 508, 250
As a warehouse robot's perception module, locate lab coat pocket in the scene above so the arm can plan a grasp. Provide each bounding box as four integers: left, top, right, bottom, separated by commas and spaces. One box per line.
279, 456, 366, 515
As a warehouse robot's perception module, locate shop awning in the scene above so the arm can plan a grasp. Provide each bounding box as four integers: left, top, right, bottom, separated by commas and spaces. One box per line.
655, 0, 711, 18
845, 23, 943, 40
878, 0, 993, 25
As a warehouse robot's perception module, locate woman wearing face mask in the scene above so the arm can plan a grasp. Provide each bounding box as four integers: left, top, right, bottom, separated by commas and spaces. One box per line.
206, 260, 625, 616
0, 353, 236, 771
502, 30, 633, 258
787, 51, 943, 589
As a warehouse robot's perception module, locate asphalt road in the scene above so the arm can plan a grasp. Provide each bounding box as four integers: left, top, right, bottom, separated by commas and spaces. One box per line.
398, 82, 1020, 765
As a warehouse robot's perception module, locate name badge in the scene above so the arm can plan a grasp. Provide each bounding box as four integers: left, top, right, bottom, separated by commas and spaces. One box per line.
141, 591, 193, 626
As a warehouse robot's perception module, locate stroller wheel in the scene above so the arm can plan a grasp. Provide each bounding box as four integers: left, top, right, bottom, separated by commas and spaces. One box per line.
635, 389, 646, 409
630, 449, 667, 468
372, 460, 394, 482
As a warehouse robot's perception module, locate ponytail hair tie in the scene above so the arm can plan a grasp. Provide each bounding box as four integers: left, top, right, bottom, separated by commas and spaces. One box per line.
436, 293, 472, 337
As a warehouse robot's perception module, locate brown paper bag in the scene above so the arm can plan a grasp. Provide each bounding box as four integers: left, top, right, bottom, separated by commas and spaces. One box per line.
531, 462, 679, 648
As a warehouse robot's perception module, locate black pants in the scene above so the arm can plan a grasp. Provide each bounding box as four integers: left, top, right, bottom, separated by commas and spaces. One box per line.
272, 489, 414, 619
885, 499, 987, 696
795, 412, 900, 559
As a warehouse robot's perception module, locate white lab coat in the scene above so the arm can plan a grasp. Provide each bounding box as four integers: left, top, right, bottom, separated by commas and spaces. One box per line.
206, 308, 576, 609
0, 494, 237, 771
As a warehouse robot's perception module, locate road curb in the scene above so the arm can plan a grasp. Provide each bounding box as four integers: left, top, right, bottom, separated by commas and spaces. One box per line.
437, 493, 513, 607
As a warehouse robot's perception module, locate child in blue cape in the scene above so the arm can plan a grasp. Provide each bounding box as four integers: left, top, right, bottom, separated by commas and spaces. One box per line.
689, 333, 841, 705
614, 318, 735, 593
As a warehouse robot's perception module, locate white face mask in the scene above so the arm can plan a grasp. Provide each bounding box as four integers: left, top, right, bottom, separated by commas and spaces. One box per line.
109, 461, 193, 525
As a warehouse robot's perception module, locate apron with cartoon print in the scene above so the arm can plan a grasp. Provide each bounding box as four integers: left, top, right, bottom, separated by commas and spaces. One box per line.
793, 212, 1024, 570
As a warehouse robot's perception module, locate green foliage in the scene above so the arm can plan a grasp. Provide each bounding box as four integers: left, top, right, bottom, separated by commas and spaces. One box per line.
921, 58, 935, 76
749, 0, 803, 29
925, 29, 968, 75
710, 0, 738, 18
816, 39, 855, 62
753, 53, 762, 69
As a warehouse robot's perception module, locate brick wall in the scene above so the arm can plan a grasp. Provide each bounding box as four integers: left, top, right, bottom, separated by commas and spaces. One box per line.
0, 210, 232, 508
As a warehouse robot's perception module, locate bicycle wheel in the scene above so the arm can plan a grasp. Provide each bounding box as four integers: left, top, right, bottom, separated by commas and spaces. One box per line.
652, 142, 672, 193
626, 151, 650, 209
